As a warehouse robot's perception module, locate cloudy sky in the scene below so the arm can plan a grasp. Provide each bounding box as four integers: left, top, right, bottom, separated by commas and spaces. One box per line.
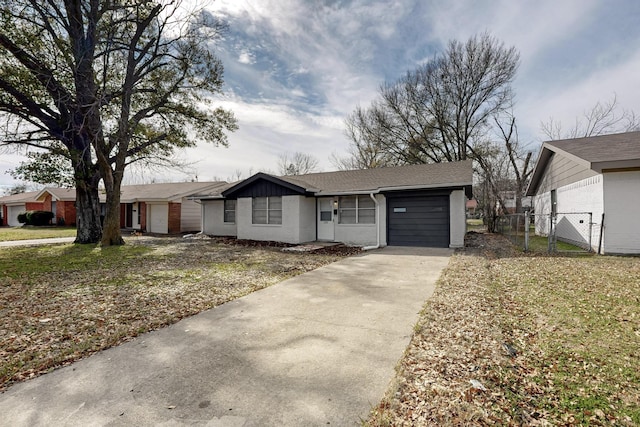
2, 0, 639, 189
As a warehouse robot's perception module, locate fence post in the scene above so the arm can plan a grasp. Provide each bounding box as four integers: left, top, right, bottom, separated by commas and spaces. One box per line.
524, 211, 530, 252
589, 212, 593, 252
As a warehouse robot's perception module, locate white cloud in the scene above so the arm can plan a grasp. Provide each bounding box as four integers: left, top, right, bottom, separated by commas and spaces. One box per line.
237, 50, 254, 64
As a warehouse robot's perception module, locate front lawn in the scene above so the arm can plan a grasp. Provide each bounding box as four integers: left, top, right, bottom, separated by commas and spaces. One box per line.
367, 233, 640, 426
0, 237, 352, 391
0, 226, 77, 242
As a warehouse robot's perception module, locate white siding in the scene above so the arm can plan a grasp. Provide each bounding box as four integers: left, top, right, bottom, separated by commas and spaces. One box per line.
201, 200, 237, 236
180, 198, 201, 232
449, 190, 466, 248
603, 171, 640, 254
334, 194, 386, 247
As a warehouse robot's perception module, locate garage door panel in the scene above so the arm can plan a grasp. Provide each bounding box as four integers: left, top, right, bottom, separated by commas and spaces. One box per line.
387, 195, 449, 247
148, 204, 169, 234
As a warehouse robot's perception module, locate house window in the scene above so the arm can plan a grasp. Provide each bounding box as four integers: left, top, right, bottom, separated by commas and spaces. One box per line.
252, 196, 282, 225
224, 199, 236, 223
338, 195, 375, 224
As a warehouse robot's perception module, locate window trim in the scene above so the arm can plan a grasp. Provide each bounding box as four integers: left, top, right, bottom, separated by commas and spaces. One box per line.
338, 195, 376, 224
223, 199, 236, 224
252, 196, 282, 225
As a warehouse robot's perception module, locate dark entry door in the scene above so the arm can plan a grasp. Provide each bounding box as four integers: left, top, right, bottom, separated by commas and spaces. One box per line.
387, 195, 449, 247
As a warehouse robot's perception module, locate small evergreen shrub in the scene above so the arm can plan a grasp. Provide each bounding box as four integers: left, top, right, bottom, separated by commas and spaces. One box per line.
19, 210, 55, 226
17, 212, 28, 224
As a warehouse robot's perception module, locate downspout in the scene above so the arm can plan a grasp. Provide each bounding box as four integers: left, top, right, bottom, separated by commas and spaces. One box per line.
362, 192, 380, 251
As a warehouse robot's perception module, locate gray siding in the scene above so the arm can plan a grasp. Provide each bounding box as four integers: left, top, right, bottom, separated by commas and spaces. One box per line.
537, 152, 598, 195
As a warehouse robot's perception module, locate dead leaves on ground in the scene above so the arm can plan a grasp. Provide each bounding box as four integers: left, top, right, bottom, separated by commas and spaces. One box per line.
367, 233, 640, 426
0, 238, 346, 391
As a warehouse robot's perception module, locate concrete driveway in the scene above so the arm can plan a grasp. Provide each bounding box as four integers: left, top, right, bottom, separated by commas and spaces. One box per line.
0, 246, 452, 426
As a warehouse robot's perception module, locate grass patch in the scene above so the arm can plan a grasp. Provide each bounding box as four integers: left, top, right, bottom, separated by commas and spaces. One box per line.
0, 237, 349, 390
466, 218, 485, 231
366, 233, 640, 426
0, 226, 77, 242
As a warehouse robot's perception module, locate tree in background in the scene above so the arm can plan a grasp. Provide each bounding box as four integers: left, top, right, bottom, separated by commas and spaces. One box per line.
342, 33, 519, 168
0, 0, 237, 245
10, 152, 75, 188
277, 152, 319, 175
541, 95, 639, 140
474, 113, 533, 231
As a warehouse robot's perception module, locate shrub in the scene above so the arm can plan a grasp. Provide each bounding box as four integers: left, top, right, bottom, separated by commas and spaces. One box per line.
20, 210, 55, 226
17, 212, 28, 224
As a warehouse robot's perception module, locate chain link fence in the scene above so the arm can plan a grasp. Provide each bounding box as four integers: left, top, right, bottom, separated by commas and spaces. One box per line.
496, 212, 601, 253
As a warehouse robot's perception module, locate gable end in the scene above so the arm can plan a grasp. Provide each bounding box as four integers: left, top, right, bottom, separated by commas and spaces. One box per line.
223, 173, 309, 198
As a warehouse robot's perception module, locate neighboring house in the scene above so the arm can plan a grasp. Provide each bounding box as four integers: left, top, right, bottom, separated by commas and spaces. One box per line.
466, 198, 478, 217
198, 161, 473, 248
33, 181, 227, 233
118, 182, 227, 234
34, 188, 80, 225
526, 131, 640, 255
497, 190, 532, 214
0, 191, 44, 226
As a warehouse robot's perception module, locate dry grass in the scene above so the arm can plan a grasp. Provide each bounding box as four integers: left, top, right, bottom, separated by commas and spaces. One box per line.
0, 236, 351, 391
366, 232, 640, 426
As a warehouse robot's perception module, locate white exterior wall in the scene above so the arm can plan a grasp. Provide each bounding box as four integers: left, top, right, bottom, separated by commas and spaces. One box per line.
236, 195, 306, 244
449, 190, 466, 248
533, 192, 552, 235
603, 171, 640, 254
334, 194, 386, 247
533, 175, 604, 250
201, 199, 237, 236
180, 198, 202, 232
298, 196, 316, 243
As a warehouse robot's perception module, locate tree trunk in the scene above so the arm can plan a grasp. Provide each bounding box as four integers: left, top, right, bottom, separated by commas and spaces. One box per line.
74, 173, 102, 244
100, 165, 125, 246
101, 187, 124, 246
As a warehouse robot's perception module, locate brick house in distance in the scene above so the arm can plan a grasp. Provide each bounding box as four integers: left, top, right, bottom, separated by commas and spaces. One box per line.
0, 191, 45, 226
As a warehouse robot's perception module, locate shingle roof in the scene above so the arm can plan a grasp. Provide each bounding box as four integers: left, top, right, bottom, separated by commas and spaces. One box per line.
34, 182, 228, 203
220, 161, 473, 198
526, 130, 640, 196
118, 181, 228, 202
545, 130, 640, 164
0, 190, 40, 205
283, 160, 473, 195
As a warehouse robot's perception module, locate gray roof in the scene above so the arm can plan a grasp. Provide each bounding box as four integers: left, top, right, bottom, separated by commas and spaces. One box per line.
546, 130, 640, 165
283, 161, 473, 195
0, 190, 41, 205
526, 130, 640, 196
118, 182, 227, 202
220, 161, 473, 198
33, 182, 228, 203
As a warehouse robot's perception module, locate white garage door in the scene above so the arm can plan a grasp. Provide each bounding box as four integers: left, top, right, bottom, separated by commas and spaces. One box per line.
148, 203, 169, 234
7, 205, 25, 226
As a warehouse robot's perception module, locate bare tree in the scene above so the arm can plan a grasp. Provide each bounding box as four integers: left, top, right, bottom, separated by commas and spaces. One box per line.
470, 112, 534, 231
343, 33, 519, 168
277, 152, 320, 175
0, 0, 237, 245
541, 95, 640, 140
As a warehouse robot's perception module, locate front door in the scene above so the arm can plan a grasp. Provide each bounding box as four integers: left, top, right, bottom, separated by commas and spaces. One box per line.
317, 197, 334, 241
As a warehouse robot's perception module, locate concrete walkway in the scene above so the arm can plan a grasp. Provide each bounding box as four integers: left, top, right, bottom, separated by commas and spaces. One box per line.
0, 246, 452, 426
0, 236, 75, 247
